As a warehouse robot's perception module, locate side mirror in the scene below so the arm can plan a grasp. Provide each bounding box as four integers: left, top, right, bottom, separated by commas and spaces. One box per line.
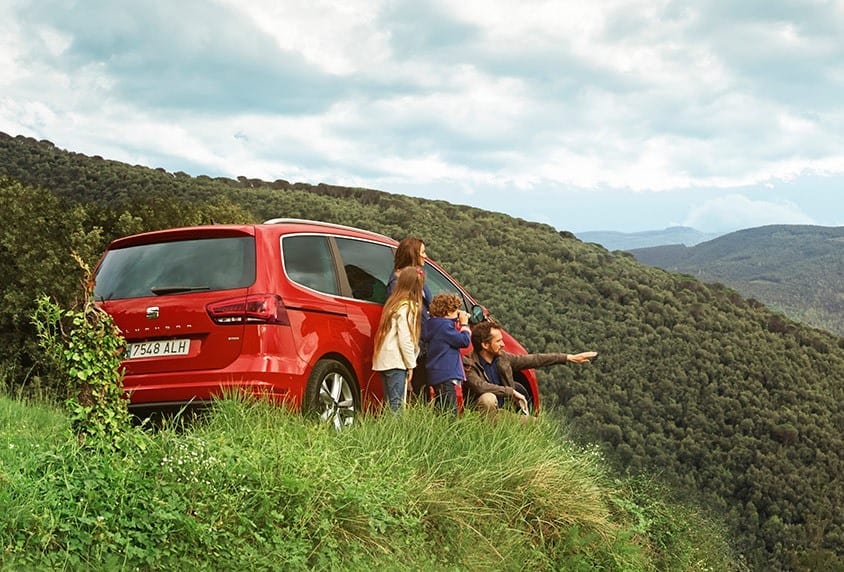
469, 304, 486, 325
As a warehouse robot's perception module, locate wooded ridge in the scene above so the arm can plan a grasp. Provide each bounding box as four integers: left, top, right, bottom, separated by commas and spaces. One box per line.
630, 225, 844, 337
578, 226, 723, 250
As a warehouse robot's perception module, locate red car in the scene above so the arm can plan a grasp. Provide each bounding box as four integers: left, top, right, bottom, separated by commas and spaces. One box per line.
94, 219, 540, 427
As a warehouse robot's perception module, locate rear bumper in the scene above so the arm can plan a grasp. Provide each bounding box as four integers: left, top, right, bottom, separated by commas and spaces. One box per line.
122, 357, 307, 409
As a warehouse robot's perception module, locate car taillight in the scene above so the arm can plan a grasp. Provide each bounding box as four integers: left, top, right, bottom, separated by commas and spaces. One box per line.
207, 294, 291, 325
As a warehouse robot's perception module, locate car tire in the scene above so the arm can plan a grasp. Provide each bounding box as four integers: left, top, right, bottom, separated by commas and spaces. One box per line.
303, 359, 359, 430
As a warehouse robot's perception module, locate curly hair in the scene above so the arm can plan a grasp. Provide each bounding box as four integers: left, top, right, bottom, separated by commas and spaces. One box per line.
428, 293, 462, 318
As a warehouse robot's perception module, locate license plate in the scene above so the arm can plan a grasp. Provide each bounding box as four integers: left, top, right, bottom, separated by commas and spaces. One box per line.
126, 339, 191, 359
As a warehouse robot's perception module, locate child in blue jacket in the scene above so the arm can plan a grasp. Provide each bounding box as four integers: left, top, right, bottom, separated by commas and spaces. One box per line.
422, 293, 471, 415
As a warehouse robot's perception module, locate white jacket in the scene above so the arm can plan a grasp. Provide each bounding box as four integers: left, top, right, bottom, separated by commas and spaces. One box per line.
372, 302, 419, 371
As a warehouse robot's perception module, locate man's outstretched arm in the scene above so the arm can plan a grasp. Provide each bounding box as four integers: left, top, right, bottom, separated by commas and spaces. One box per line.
507, 350, 597, 371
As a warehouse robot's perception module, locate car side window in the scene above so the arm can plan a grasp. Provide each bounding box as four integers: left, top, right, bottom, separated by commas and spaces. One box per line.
282, 235, 339, 295
423, 263, 469, 311
334, 237, 393, 303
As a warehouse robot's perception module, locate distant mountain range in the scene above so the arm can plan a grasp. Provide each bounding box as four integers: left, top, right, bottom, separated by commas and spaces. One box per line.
577, 226, 723, 251
629, 225, 844, 336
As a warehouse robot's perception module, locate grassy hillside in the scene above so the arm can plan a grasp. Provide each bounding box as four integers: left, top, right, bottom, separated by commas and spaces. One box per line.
0, 395, 737, 570
1, 132, 843, 570
630, 225, 844, 336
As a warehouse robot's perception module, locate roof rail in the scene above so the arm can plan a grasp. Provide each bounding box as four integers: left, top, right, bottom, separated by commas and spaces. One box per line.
262, 218, 393, 241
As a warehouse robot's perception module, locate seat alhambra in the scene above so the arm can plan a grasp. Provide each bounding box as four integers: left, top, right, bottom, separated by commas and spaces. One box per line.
93, 219, 540, 428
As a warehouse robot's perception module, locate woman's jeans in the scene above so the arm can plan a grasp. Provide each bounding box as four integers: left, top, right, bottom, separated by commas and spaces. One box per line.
380, 369, 408, 412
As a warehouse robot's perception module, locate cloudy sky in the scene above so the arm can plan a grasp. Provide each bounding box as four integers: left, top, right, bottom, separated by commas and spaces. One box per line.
2, 0, 843, 234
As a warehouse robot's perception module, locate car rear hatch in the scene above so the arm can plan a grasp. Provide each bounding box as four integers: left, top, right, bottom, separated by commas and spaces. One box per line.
94, 227, 258, 375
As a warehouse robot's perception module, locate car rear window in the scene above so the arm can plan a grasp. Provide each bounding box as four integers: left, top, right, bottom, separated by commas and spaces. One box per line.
94, 236, 256, 300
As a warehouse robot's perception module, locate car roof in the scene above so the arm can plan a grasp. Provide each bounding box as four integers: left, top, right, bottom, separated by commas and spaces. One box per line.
106, 219, 397, 249
262, 218, 396, 244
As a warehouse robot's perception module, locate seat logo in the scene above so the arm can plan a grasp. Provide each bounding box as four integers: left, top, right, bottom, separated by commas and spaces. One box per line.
146, 306, 160, 320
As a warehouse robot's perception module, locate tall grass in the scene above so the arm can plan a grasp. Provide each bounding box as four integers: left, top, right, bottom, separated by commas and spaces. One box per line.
0, 394, 739, 570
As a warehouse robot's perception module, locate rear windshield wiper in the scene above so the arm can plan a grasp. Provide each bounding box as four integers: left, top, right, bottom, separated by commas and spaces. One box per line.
150, 286, 211, 295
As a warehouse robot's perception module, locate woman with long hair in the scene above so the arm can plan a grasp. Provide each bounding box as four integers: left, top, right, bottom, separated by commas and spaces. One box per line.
386, 237, 432, 318
372, 266, 424, 411
386, 237, 433, 397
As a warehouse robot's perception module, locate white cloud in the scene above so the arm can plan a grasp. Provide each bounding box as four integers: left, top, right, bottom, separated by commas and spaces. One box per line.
216, 0, 391, 75
683, 194, 816, 233
0, 12, 23, 88
2, 0, 844, 233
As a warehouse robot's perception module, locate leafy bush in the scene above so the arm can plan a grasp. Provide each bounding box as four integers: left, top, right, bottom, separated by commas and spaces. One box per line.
31, 255, 130, 447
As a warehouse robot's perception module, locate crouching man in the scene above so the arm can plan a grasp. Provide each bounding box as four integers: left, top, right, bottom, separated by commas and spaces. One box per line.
462, 321, 597, 415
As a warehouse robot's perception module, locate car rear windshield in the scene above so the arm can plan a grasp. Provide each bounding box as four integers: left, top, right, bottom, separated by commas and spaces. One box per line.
94, 236, 256, 300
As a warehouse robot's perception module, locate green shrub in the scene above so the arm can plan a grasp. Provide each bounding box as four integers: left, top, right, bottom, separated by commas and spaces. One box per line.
30, 254, 129, 447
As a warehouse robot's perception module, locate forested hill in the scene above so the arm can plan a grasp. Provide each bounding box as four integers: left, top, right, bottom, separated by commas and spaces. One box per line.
1, 132, 843, 570
630, 225, 844, 337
